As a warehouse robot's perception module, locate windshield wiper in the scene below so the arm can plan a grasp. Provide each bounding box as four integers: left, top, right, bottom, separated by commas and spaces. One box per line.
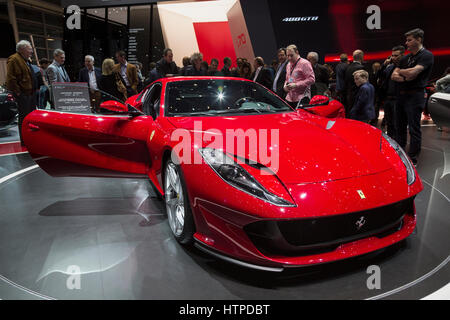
172, 108, 288, 117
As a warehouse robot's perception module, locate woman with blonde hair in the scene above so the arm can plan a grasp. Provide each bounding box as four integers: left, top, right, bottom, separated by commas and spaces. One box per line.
98, 58, 127, 101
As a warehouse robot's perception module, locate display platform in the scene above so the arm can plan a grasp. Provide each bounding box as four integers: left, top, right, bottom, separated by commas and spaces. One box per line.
0, 125, 448, 300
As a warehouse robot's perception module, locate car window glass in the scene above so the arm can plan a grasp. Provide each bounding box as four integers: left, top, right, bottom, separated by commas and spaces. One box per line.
142, 83, 162, 118
153, 85, 162, 118
142, 85, 156, 116
140, 87, 151, 105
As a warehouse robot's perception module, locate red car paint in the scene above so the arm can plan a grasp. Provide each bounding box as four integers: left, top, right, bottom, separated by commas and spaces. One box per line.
22, 77, 421, 270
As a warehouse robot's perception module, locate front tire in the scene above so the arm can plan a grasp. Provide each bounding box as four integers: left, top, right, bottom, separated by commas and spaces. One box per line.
164, 160, 195, 244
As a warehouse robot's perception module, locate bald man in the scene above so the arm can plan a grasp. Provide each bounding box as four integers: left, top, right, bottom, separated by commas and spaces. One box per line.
343, 49, 366, 116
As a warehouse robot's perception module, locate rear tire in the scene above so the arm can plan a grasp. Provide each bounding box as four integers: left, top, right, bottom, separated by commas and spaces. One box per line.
163, 159, 195, 244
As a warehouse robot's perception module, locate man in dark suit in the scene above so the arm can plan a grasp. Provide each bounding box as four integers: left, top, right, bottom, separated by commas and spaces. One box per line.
252, 57, 273, 89
335, 53, 349, 103
79, 55, 102, 111
156, 48, 179, 78
272, 48, 288, 98
349, 70, 375, 122
221, 57, 232, 77
78, 55, 102, 90
344, 49, 365, 116
307, 51, 330, 96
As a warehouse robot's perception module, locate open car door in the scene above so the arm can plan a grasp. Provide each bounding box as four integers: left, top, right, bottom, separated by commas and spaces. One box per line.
23, 83, 154, 179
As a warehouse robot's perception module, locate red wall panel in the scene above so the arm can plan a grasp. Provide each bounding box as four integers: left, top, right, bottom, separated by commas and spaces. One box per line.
193, 21, 237, 69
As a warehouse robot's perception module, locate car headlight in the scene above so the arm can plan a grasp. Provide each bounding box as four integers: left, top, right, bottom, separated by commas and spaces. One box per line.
381, 132, 416, 185
199, 148, 295, 207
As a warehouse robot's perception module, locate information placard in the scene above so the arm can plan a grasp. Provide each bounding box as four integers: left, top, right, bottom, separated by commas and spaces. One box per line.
52, 83, 91, 113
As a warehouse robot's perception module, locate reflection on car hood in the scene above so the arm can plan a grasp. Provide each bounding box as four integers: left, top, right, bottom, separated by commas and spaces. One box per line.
167, 111, 391, 184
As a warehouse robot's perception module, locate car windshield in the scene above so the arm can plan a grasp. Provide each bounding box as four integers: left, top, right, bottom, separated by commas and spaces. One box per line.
165, 79, 293, 117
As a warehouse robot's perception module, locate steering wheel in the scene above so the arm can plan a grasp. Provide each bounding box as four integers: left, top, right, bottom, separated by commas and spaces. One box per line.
234, 97, 257, 108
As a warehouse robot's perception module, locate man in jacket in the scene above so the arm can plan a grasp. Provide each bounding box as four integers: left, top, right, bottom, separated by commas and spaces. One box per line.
335, 53, 349, 103
252, 57, 273, 89
378, 45, 405, 138
156, 48, 179, 78
344, 50, 365, 116
114, 50, 139, 96
6, 40, 37, 145
307, 51, 330, 96
78, 55, 102, 90
221, 57, 232, 77
272, 48, 288, 99
349, 70, 375, 122
47, 49, 70, 84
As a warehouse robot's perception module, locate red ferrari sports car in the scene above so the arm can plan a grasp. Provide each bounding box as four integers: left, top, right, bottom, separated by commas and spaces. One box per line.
23, 77, 422, 272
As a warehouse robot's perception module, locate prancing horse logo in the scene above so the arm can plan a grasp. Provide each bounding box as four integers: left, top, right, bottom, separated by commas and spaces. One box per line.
357, 190, 366, 199
356, 216, 366, 230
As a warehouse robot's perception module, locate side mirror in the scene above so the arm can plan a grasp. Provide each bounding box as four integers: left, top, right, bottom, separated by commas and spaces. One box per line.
309, 95, 330, 106
99, 100, 128, 113
99, 100, 143, 117
298, 95, 330, 109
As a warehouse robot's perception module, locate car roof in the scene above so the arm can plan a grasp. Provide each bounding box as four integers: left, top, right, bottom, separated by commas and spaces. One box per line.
159, 76, 253, 84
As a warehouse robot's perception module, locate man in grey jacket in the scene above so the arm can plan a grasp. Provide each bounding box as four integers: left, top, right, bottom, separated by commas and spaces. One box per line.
46, 49, 70, 108
46, 49, 70, 84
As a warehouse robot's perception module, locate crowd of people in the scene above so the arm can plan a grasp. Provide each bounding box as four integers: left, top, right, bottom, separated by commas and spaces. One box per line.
5, 27, 448, 165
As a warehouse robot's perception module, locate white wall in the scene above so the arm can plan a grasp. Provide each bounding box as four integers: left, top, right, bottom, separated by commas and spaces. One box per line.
157, 6, 199, 67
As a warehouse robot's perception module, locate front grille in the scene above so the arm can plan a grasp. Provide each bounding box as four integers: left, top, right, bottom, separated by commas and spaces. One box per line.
245, 197, 414, 257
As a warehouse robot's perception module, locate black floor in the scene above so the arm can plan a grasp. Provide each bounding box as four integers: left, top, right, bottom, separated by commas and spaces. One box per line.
0, 125, 448, 299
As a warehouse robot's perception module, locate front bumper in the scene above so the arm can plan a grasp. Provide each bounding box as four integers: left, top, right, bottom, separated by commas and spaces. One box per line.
193, 201, 416, 270
185, 165, 422, 270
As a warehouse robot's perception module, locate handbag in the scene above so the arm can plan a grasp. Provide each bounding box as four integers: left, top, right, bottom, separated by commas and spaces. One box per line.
115, 72, 128, 99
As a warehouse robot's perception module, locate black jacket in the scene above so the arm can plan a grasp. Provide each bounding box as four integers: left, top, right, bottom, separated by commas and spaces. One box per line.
273, 61, 287, 98
220, 67, 232, 77
156, 58, 179, 78
311, 63, 330, 96
251, 67, 273, 89
98, 73, 126, 101
78, 67, 102, 88
349, 82, 375, 121
184, 65, 206, 76
344, 62, 366, 109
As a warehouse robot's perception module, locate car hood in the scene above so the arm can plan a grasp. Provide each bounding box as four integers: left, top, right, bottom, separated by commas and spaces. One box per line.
167, 111, 391, 184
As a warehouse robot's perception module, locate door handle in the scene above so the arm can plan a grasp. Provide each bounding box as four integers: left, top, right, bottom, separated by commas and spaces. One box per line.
430, 98, 437, 103
28, 123, 40, 131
